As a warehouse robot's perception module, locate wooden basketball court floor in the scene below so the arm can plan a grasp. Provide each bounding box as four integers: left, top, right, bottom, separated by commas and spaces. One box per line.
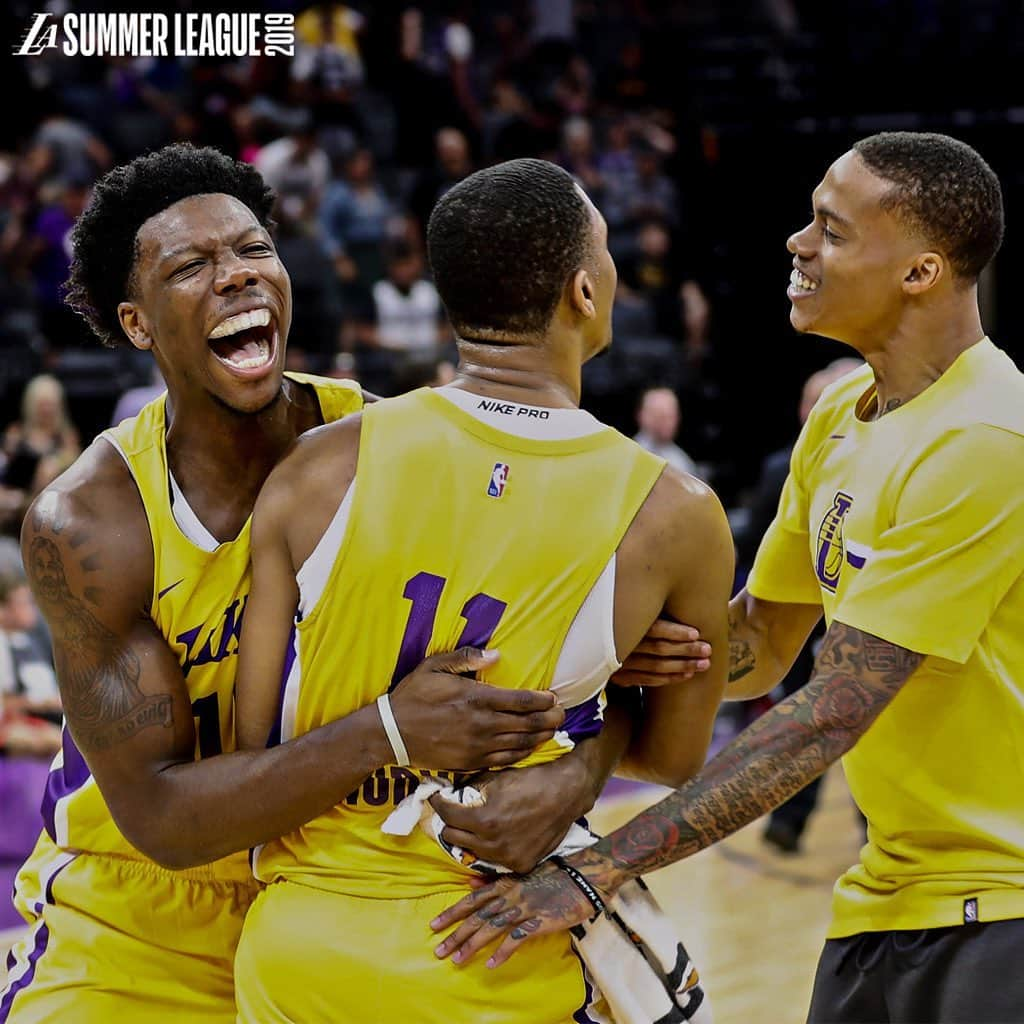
1, 767, 862, 1021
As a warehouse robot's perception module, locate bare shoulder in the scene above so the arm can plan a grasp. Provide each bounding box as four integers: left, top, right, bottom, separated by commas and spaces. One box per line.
638, 465, 728, 544
22, 437, 154, 627
254, 412, 363, 565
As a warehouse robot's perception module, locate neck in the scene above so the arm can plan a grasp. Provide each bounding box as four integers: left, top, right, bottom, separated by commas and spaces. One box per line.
856, 296, 985, 420
451, 333, 585, 409
163, 378, 316, 537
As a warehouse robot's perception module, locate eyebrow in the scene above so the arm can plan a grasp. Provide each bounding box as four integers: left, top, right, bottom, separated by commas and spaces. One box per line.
158, 226, 266, 266
815, 204, 853, 229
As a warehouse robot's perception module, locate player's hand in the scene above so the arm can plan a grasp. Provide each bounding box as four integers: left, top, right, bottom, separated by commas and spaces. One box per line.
430, 859, 601, 968
429, 756, 591, 874
390, 647, 565, 771
612, 618, 711, 687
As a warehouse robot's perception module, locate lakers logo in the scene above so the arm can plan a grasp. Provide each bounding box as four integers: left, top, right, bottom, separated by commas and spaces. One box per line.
815, 491, 854, 592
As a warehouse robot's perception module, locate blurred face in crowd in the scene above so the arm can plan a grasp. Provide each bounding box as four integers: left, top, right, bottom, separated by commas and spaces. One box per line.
23, 378, 63, 432
0, 583, 38, 633
787, 150, 940, 350
388, 252, 424, 290
637, 388, 680, 443
798, 360, 856, 423
346, 149, 374, 185
437, 129, 471, 178
638, 221, 670, 258
118, 193, 292, 415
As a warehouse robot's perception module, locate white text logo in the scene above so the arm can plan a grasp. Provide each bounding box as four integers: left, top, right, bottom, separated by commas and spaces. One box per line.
14, 12, 295, 58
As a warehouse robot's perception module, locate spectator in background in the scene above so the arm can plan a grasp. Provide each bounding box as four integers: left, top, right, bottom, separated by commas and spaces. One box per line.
557, 116, 603, 197
0, 566, 61, 758
618, 219, 711, 361
596, 118, 638, 232
482, 77, 541, 163
27, 174, 93, 349
633, 387, 698, 476
111, 365, 166, 426
2, 374, 80, 497
24, 92, 112, 186
255, 111, 330, 226
624, 140, 679, 228
291, 1, 367, 156
367, 243, 445, 352
731, 357, 863, 854
320, 148, 396, 287
293, 2, 366, 92
409, 127, 474, 236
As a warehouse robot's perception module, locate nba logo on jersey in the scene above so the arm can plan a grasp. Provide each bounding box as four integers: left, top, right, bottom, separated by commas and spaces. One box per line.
488, 462, 509, 498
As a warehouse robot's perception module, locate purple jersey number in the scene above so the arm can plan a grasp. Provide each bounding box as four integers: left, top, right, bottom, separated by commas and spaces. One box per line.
389, 571, 507, 690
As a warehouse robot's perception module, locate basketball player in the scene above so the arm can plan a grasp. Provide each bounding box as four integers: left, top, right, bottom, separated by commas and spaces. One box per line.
433, 133, 1024, 1023
1, 145, 691, 1023
230, 158, 734, 1022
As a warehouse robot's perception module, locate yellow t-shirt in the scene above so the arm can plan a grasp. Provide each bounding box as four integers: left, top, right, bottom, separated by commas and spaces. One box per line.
254, 388, 664, 898
747, 338, 1024, 936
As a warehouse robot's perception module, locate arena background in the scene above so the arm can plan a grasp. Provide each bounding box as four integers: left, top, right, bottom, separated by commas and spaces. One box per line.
1, 2, 1022, 1020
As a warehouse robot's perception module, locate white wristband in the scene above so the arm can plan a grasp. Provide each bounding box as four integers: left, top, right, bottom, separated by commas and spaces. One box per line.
376, 693, 410, 767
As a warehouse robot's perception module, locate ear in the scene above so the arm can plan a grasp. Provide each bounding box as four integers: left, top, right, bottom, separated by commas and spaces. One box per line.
903, 252, 944, 295
568, 268, 597, 321
118, 303, 153, 351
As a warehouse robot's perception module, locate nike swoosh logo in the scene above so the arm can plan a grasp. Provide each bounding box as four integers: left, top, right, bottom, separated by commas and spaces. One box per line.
158, 578, 185, 599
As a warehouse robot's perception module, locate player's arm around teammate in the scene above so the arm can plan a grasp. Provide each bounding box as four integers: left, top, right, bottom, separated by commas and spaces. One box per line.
23, 442, 563, 870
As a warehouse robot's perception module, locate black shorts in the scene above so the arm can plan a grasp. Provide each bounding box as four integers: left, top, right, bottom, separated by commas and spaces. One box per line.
807, 918, 1024, 1023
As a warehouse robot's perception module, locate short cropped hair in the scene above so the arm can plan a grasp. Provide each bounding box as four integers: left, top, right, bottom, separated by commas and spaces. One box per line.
65, 144, 276, 348
427, 158, 593, 336
853, 132, 1004, 282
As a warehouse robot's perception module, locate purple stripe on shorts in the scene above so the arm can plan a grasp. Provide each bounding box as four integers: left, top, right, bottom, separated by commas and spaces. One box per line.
562, 694, 604, 743
0, 923, 50, 1022
265, 625, 298, 748
40, 729, 91, 842
571, 945, 600, 1023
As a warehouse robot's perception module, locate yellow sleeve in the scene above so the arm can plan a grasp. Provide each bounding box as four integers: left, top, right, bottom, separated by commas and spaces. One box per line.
746, 418, 823, 606
834, 425, 1024, 663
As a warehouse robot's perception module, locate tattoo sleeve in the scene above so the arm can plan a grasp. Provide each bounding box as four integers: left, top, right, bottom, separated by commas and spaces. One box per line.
26, 528, 171, 752
727, 603, 756, 682
589, 621, 923, 883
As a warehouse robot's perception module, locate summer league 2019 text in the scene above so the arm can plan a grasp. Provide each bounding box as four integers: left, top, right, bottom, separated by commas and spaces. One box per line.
14, 12, 295, 58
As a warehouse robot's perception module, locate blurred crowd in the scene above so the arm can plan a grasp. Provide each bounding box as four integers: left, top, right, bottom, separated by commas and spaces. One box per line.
2, 1, 1022, 884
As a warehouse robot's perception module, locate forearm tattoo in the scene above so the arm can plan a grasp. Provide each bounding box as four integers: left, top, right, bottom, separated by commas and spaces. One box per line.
591, 621, 923, 882
727, 603, 756, 682
27, 522, 171, 751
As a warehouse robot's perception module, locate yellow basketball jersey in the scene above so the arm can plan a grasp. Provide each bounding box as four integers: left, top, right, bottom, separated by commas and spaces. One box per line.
38, 373, 363, 880
747, 338, 1024, 935
254, 388, 664, 898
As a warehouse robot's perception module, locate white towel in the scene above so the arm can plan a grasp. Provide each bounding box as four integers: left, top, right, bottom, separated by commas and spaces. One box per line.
383, 782, 712, 1024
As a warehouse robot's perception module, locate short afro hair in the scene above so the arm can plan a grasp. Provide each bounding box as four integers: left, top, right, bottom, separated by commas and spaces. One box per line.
65, 143, 276, 348
853, 132, 1004, 282
427, 158, 594, 337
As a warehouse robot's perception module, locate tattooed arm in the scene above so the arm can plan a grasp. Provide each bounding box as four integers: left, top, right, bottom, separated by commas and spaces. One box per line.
723, 588, 822, 700
24, 442, 554, 868
430, 620, 923, 966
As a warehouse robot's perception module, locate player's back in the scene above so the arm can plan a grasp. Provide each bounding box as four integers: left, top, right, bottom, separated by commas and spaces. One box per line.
254, 386, 664, 898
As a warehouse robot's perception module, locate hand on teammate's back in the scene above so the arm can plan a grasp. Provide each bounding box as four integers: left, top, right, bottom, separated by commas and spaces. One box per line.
390, 647, 565, 771
612, 618, 711, 687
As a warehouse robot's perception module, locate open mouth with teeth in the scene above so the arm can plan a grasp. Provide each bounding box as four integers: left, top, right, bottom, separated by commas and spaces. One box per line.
790, 268, 818, 294
208, 308, 277, 372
